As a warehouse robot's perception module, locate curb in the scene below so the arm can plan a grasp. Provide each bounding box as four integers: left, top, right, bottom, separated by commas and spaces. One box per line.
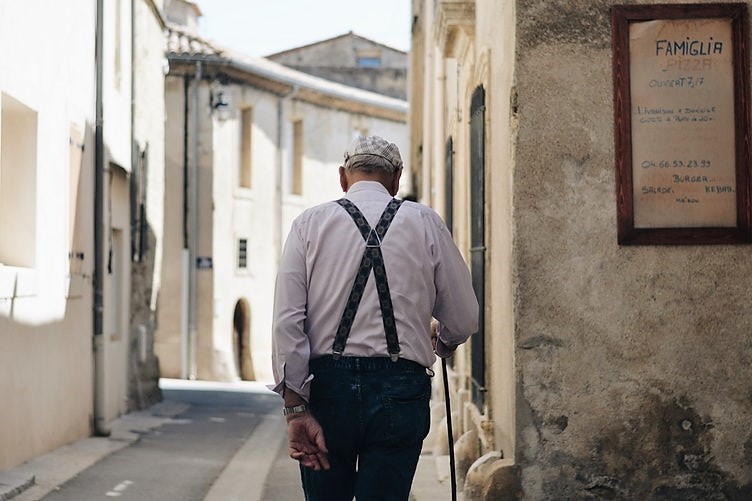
204, 414, 287, 501
0, 471, 34, 501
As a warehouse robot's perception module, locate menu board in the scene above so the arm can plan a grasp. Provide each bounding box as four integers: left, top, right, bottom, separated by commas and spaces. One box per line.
612, 4, 751, 244
630, 18, 735, 228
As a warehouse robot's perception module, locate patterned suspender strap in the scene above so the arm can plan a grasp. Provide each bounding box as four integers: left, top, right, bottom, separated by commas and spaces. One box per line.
333, 198, 403, 362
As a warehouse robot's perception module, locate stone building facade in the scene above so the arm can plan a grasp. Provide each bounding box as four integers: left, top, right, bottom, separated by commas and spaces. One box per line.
411, 0, 752, 498
267, 32, 408, 100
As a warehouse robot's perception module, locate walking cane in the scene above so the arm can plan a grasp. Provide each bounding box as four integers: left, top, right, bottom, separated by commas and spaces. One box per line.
441, 357, 457, 501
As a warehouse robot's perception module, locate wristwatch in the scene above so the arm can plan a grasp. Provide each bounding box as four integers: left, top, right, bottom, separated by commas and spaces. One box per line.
283, 404, 309, 416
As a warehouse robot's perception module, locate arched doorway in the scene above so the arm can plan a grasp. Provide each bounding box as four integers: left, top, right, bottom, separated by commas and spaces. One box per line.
232, 299, 255, 381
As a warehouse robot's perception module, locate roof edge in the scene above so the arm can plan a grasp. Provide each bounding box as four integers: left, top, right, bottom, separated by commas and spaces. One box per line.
265, 31, 408, 59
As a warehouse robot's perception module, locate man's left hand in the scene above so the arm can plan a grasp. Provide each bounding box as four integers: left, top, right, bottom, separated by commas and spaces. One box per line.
287, 413, 330, 471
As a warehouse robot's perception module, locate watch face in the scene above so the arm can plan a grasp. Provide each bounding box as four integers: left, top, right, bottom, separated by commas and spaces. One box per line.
284, 404, 307, 415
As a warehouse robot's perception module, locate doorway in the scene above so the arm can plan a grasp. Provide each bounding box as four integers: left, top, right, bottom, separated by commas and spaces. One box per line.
232, 299, 255, 380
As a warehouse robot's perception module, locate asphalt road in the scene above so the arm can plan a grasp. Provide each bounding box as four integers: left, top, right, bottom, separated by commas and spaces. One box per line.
41, 384, 280, 501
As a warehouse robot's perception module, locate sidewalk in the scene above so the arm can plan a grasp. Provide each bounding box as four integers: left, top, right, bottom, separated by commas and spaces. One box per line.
0, 398, 190, 501
0, 380, 458, 501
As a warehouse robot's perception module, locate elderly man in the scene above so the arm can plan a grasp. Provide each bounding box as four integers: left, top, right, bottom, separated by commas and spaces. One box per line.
271, 136, 478, 500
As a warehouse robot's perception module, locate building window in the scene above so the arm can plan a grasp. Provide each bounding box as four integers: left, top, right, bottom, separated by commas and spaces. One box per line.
357, 57, 381, 68
237, 238, 247, 269
291, 120, 303, 195
0, 93, 37, 268
356, 49, 382, 68
239, 107, 252, 188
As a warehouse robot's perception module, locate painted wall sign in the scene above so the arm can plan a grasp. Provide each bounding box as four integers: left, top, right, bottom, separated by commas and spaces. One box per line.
612, 4, 752, 244
196, 256, 213, 269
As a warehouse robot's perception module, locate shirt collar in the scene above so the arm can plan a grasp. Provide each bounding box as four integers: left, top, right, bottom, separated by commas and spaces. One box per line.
347, 180, 391, 196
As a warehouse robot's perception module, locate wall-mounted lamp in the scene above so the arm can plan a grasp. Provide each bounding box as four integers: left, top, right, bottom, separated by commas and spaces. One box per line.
211, 91, 230, 121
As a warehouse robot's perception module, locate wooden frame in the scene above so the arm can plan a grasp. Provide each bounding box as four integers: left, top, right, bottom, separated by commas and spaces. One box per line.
612, 3, 752, 244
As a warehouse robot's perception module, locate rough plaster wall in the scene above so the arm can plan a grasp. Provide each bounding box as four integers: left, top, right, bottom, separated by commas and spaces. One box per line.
514, 0, 752, 498
128, 0, 165, 411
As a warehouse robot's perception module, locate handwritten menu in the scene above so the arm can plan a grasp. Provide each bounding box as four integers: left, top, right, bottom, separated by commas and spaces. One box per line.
630, 18, 736, 228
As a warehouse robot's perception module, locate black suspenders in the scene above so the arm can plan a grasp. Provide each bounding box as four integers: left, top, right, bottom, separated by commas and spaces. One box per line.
333, 198, 403, 362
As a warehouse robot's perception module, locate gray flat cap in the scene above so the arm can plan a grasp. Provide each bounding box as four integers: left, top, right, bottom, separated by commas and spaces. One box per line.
344, 135, 403, 171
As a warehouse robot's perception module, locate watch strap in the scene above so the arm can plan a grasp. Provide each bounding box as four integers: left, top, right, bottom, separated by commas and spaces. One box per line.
283, 404, 309, 416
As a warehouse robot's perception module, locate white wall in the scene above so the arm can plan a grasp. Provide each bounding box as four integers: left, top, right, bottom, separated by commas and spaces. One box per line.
0, 0, 96, 468
101, 0, 133, 423
103, 168, 131, 420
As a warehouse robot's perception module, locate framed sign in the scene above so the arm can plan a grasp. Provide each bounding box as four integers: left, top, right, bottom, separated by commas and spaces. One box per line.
612, 4, 752, 244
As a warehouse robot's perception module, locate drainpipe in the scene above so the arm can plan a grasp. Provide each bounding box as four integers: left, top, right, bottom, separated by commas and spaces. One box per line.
275, 86, 298, 262
180, 75, 190, 379
130, 0, 136, 236
93, 0, 110, 437
129, 0, 136, 402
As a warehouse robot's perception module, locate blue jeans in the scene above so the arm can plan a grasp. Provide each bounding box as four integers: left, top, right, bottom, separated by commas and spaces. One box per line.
301, 356, 432, 501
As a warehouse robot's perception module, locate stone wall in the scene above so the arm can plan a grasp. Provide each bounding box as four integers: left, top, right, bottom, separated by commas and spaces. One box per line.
513, 0, 752, 497
268, 33, 408, 99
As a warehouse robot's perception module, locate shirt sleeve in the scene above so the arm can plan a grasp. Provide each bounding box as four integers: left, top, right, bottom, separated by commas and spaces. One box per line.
269, 220, 314, 401
427, 212, 479, 348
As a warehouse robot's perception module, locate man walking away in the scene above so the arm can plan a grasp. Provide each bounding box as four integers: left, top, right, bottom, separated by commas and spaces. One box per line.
270, 135, 478, 500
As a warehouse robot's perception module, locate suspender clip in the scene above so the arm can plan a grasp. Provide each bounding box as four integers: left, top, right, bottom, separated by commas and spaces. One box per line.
332, 350, 343, 360
389, 353, 399, 363
365, 229, 382, 248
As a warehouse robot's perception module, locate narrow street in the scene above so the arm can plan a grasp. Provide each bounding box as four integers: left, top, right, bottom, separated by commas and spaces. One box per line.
26, 380, 297, 501
4, 378, 451, 501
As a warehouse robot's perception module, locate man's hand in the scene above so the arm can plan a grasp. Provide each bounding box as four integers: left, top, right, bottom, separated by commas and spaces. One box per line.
431, 319, 457, 358
430, 319, 439, 351
287, 413, 330, 471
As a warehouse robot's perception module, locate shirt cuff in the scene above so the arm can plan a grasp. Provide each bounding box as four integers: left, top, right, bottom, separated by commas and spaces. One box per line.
435, 339, 458, 358
267, 373, 314, 402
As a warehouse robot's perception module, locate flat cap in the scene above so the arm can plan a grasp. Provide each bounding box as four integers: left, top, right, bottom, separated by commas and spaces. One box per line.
344, 135, 403, 172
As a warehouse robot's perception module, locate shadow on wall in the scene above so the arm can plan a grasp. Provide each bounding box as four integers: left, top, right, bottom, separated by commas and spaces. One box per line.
129, 219, 162, 411
128, 140, 162, 411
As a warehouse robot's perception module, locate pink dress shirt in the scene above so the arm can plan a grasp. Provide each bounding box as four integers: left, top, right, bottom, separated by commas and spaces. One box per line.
270, 181, 478, 400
